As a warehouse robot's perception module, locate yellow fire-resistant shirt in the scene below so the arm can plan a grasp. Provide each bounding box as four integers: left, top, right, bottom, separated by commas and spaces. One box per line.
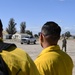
34, 45, 73, 75
0, 44, 40, 75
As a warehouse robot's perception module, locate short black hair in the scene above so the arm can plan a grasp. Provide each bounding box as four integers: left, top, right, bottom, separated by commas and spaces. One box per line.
41, 21, 61, 40
0, 19, 3, 30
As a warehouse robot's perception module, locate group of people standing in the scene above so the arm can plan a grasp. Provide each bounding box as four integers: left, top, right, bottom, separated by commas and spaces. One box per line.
0, 19, 73, 75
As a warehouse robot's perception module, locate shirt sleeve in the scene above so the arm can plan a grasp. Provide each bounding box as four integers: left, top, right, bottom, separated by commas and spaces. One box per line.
26, 54, 40, 75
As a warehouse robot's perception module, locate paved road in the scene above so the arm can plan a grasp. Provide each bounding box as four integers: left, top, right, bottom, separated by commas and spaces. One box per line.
4, 39, 75, 75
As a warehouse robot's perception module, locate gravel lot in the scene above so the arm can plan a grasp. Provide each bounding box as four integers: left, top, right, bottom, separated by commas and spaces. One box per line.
4, 39, 75, 75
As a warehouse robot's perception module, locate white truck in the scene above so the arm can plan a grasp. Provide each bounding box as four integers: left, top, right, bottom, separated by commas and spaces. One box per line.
21, 36, 36, 44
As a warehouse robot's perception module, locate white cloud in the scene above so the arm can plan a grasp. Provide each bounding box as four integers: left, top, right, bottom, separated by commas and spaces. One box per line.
59, 0, 65, 1
73, 25, 75, 27
61, 26, 75, 35
64, 27, 70, 30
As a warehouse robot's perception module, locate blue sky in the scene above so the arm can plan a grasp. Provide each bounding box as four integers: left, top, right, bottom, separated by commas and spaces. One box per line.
0, 0, 75, 35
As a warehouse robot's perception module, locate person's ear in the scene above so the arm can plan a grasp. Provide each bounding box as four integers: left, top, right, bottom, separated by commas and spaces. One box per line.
39, 33, 44, 43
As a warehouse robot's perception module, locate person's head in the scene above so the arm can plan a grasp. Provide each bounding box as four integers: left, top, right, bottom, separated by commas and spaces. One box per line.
39, 21, 61, 48
0, 19, 3, 39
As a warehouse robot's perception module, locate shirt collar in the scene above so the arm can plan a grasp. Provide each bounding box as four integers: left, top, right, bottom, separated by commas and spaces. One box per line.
38, 45, 60, 57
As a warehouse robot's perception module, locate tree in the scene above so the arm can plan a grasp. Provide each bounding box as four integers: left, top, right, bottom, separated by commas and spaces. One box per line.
25, 30, 33, 36
65, 31, 71, 38
34, 34, 39, 38
20, 22, 26, 33
73, 36, 75, 39
61, 34, 65, 38
6, 18, 17, 35
38, 32, 41, 36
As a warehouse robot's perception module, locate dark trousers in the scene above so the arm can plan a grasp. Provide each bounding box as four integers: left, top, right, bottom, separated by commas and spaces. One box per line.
62, 45, 66, 52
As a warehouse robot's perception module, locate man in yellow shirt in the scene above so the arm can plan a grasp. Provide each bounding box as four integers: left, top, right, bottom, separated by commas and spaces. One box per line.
0, 19, 40, 75
34, 21, 73, 75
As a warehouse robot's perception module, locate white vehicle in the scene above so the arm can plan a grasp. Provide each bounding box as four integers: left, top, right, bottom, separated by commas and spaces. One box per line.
21, 36, 36, 44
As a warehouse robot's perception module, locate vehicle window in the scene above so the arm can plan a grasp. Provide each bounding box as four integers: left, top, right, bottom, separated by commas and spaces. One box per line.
30, 36, 33, 38
25, 36, 29, 38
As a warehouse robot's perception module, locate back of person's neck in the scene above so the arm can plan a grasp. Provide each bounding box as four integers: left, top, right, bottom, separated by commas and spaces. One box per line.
43, 42, 57, 49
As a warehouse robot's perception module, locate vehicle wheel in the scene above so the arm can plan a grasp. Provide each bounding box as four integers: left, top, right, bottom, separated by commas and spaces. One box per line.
21, 42, 23, 44
27, 41, 30, 44
34, 40, 36, 44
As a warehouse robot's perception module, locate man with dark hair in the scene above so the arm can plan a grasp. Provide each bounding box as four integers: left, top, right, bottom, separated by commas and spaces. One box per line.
34, 21, 73, 75
62, 37, 67, 52
0, 19, 40, 75
0, 20, 3, 40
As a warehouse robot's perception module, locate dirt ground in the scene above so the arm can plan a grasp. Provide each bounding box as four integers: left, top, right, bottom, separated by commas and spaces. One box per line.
4, 39, 75, 75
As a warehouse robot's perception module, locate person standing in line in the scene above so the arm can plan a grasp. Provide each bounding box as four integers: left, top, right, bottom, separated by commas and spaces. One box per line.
0, 19, 40, 75
34, 21, 73, 75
